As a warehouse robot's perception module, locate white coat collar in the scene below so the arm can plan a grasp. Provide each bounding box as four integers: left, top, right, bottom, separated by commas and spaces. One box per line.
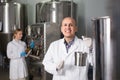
12, 39, 22, 46
61, 36, 80, 54
13, 39, 21, 42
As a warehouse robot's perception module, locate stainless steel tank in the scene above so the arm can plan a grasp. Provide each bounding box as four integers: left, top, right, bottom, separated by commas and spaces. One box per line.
25, 22, 61, 80
0, 2, 25, 55
36, 0, 77, 24
92, 16, 115, 80
0, 0, 10, 3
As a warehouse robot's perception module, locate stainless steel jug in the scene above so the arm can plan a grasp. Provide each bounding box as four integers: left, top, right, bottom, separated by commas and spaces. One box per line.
74, 52, 87, 66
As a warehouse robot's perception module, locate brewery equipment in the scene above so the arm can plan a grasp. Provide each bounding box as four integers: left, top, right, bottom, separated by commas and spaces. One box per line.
0, 0, 11, 2
26, 22, 61, 56
25, 22, 61, 80
92, 16, 115, 80
28, 0, 77, 79
0, 1, 25, 54
36, 0, 77, 24
0, 1, 25, 68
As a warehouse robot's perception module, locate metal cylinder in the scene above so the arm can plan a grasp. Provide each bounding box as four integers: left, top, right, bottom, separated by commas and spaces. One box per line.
74, 52, 87, 66
92, 16, 115, 80
0, 0, 8, 3
0, 2, 25, 54
49, 1, 60, 23
36, 1, 77, 24
2, 2, 24, 33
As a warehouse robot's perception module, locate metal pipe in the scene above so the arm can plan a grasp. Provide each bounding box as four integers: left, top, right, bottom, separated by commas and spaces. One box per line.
92, 16, 115, 80
3, 3, 9, 33
71, 0, 73, 18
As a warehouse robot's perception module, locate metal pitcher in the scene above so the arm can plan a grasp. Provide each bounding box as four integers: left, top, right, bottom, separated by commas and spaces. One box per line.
74, 52, 87, 66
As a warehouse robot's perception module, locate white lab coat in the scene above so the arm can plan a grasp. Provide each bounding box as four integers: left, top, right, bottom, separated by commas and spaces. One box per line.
7, 39, 28, 80
42, 36, 93, 80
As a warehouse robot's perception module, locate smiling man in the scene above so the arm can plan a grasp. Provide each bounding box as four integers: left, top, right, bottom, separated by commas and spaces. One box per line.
42, 17, 93, 80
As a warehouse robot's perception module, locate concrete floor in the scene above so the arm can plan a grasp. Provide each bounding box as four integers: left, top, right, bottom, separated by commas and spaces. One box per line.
0, 56, 43, 80
0, 66, 42, 80
0, 53, 93, 80
0, 60, 44, 80
0, 67, 9, 80
0, 66, 93, 80
0, 57, 93, 80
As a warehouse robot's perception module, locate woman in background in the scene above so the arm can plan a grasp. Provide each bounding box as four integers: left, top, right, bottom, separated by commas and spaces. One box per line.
7, 29, 28, 80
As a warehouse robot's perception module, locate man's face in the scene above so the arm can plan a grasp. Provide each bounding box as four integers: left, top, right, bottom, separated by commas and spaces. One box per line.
61, 18, 77, 38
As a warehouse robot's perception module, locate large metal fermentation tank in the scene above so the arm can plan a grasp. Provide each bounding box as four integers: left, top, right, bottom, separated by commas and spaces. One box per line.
0, 1, 25, 55
36, 0, 77, 24
92, 16, 115, 80
26, 23, 60, 59
25, 22, 61, 80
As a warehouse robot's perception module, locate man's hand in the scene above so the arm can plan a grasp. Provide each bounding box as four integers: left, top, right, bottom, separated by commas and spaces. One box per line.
82, 36, 92, 47
56, 60, 64, 71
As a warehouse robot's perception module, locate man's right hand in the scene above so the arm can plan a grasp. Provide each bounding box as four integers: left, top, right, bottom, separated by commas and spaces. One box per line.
56, 60, 64, 71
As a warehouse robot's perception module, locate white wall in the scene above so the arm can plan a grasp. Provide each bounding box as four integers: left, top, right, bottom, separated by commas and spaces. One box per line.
73, 0, 109, 37
84, 0, 109, 37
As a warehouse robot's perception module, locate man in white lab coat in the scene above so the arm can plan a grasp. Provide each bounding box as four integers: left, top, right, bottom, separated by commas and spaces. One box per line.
42, 17, 93, 80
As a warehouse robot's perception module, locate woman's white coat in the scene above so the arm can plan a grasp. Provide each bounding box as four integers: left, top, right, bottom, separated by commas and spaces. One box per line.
7, 39, 28, 79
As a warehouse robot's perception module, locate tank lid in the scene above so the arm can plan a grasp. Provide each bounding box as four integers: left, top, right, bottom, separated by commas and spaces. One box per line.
91, 16, 110, 21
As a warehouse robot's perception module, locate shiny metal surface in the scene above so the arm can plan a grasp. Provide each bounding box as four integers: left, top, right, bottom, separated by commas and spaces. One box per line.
26, 22, 61, 59
0, 2, 24, 33
50, 1, 60, 23
25, 23, 61, 80
0, 2, 25, 54
0, 0, 8, 2
36, 1, 77, 24
74, 52, 87, 66
92, 16, 114, 80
